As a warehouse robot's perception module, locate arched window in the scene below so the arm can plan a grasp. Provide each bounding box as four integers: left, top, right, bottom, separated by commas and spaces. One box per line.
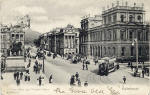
129, 31, 133, 40
120, 29, 126, 40
129, 15, 133, 22
137, 15, 142, 22
120, 15, 125, 22
121, 47, 125, 56
113, 47, 116, 55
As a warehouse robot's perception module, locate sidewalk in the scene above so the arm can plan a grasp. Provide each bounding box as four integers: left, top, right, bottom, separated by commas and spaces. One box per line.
0, 58, 49, 87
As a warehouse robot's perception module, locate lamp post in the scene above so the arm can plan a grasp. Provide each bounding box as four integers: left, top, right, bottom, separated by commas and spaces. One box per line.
132, 38, 138, 72
42, 52, 45, 73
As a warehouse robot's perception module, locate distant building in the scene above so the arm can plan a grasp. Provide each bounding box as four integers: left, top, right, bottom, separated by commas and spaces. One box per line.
79, 2, 149, 60
40, 24, 80, 56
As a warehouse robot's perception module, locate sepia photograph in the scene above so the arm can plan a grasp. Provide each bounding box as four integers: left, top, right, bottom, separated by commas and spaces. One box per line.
0, 0, 150, 95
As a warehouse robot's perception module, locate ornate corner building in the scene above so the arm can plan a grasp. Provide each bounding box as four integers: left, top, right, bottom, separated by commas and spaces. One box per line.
79, 3, 149, 60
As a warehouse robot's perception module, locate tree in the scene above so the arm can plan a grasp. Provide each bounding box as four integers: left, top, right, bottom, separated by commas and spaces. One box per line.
34, 38, 41, 47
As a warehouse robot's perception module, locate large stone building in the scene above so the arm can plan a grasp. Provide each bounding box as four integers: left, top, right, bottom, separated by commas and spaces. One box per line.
1, 24, 25, 56
79, 3, 149, 60
40, 24, 80, 56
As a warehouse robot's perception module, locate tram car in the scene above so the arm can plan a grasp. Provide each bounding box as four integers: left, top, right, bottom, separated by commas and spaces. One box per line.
98, 57, 119, 76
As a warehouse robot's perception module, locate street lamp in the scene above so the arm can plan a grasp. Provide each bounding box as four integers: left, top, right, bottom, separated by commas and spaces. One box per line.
42, 52, 45, 73
132, 38, 138, 72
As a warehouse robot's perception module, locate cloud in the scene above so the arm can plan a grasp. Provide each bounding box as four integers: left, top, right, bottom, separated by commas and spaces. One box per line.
32, 16, 49, 22
13, 6, 47, 15
1, 0, 150, 33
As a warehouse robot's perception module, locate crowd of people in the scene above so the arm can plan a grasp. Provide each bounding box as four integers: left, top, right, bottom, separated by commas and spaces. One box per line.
70, 72, 88, 87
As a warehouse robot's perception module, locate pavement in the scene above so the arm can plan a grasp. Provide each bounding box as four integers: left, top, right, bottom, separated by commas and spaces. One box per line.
0, 58, 49, 87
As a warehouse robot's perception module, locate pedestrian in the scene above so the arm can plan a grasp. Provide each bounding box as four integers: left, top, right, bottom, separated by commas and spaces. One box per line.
131, 65, 133, 71
1, 75, 3, 80
75, 72, 79, 81
16, 72, 19, 80
49, 75, 53, 83
16, 78, 20, 86
70, 75, 75, 86
24, 73, 28, 81
78, 78, 81, 86
20, 72, 23, 80
142, 69, 145, 78
84, 81, 88, 87
14, 72, 16, 80
29, 58, 31, 67
123, 76, 126, 84
28, 75, 30, 81
37, 76, 44, 86
82, 63, 85, 70
86, 63, 88, 70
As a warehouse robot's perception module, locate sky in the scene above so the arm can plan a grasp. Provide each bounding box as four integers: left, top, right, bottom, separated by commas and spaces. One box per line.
0, 0, 150, 33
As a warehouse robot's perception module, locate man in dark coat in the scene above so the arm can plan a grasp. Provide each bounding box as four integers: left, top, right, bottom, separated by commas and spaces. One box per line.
16, 72, 19, 80
142, 69, 145, 78
86, 63, 88, 70
75, 72, 79, 81
123, 76, 126, 84
37, 76, 44, 86
49, 75, 53, 83
14, 72, 17, 80
70, 75, 75, 86
20, 72, 23, 80
82, 63, 85, 70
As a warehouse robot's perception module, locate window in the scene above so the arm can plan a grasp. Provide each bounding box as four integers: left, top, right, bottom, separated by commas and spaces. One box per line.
3, 35, 6, 40
146, 31, 148, 41
121, 47, 125, 56
104, 47, 106, 55
20, 34, 23, 40
139, 47, 142, 56
137, 15, 142, 22
108, 16, 111, 23
138, 31, 142, 41
120, 15, 125, 22
12, 34, 14, 37
108, 31, 111, 40
113, 47, 116, 55
129, 15, 133, 22
113, 30, 116, 40
120, 30, 126, 40
129, 31, 133, 40
16, 34, 19, 39
113, 15, 116, 22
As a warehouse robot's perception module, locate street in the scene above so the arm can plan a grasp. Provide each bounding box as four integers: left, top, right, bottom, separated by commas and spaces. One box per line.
1, 46, 149, 87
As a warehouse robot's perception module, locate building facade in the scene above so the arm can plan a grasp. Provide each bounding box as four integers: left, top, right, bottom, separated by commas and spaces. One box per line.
1, 24, 25, 57
79, 3, 149, 60
40, 25, 80, 56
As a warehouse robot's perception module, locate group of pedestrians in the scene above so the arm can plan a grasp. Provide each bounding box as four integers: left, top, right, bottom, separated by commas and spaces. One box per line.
70, 72, 88, 87
13, 71, 23, 85
82, 62, 88, 70
33, 60, 42, 74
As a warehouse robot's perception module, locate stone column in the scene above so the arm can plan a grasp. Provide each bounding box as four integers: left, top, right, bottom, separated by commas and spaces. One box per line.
87, 32, 91, 58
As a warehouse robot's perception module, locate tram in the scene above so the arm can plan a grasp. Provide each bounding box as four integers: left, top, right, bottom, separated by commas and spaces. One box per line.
98, 57, 119, 76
